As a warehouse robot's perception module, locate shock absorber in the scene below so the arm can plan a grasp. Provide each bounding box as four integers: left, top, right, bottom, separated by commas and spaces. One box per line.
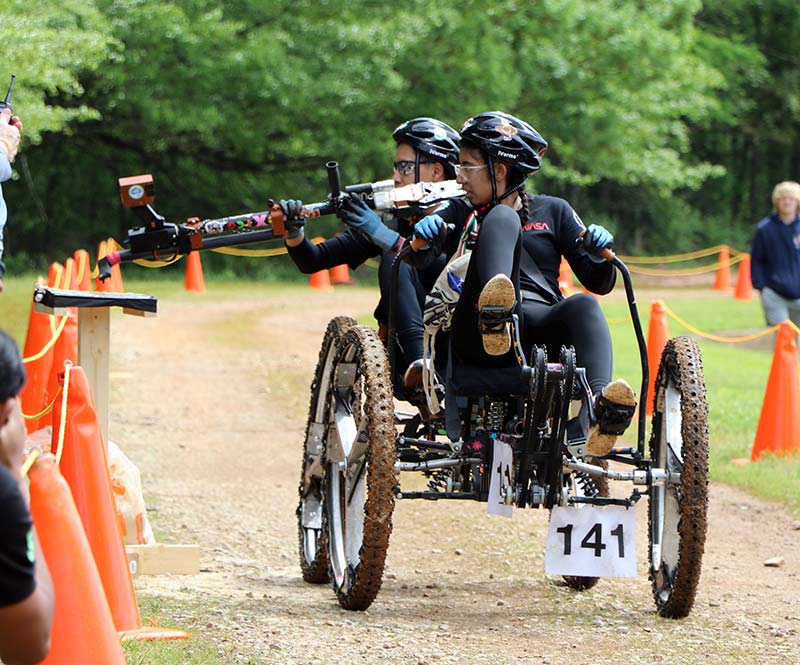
486, 400, 506, 432
575, 469, 600, 498
426, 469, 449, 493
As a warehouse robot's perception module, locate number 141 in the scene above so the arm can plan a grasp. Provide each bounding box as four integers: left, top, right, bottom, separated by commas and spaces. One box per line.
556, 523, 626, 558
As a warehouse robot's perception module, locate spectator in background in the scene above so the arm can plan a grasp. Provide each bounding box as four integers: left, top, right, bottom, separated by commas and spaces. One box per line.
0, 329, 54, 664
0, 108, 23, 293
751, 181, 800, 328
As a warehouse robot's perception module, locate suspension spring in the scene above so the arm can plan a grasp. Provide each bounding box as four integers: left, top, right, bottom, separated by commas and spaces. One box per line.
575, 470, 600, 498
426, 469, 450, 493
486, 400, 506, 432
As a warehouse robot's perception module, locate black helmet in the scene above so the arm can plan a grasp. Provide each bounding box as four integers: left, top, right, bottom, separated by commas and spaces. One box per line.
393, 117, 460, 176
460, 111, 547, 174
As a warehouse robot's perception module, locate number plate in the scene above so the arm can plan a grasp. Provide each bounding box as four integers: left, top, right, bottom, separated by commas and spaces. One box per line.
545, 505, 637, 578
487, 439, 513, 518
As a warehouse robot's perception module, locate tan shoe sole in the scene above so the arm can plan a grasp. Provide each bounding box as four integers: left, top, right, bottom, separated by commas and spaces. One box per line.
477, 274, 516, 356
585, 379, 636, 456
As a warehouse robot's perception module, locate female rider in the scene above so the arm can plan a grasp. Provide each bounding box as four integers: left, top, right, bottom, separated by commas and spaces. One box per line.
283, 117, 469, 389
411, 111, 636, 456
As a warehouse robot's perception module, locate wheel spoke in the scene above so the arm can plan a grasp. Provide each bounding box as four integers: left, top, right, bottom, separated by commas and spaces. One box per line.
298, 316, 357, 584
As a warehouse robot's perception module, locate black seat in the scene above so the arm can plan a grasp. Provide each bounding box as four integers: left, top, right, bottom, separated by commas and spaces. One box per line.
449, 364, 530, 397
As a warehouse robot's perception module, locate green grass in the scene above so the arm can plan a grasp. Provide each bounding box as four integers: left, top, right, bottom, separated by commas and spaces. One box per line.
604, 288, 800, 515
122, 594, 230, 664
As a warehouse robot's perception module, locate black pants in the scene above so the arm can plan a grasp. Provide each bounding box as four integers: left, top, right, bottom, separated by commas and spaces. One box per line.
450, 205, 612, 393
521, 295, 612, 395
451, 205, 522, 368
375, 250, 446, 368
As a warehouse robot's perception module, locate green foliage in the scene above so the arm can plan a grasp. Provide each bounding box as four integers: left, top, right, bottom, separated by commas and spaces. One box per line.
512, 0, 726, 191
691, 0, 800, 230
1, 0, 798, 274
2, 0, 766, 273
0, 0, 114, 141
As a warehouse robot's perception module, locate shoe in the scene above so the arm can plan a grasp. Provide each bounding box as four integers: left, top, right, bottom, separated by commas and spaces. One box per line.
585, 379, 636, 457
477, 274, 516, 356
403, 359, 425, 390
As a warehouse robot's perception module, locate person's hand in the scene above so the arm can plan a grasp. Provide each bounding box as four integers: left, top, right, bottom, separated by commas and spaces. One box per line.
340, 195, 400, 252
582, 224, 614, 260
413, 214, 448, 253
278, 199, 305, 240
0, 109, 21, 162
0, 399, 27, 480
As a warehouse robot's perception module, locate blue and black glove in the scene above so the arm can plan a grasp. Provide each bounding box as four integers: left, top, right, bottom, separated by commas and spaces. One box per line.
278, 199, 305, 240
582, 224, 614, 262
340, 195, 400, 251
413, 214, 448, 254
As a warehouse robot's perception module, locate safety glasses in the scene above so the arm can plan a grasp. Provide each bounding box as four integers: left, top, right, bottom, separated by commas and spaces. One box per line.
455, 164, 488, 180
392, 159, 432, 176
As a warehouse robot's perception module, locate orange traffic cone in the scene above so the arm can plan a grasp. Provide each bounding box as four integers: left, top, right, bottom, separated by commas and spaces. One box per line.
646, 300, 670, 416
21, 264, 67, 433
42, 312, 78, 432
309, 269, 333, 292
559, 257, 574, 297
184, 251, 206, 293
74, 249, 92, 291
47, 261, 64, 289
20, 303, 57, 433
735, 253, 753, 301
713, 246, 732, 291
53, 366, 187, 640
95, 241, 113, 292
751, 322, 800, 460
63, 257, 77, 290
29, 454, 127, 665
107, 238, 124, 292
330, 263, 354, 284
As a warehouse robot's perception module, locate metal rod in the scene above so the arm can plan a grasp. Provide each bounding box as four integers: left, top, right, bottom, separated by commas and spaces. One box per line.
613, 256, 648, 458
396, 491, 480, 500
397, 436, 454, 451
395, 457, 481, 472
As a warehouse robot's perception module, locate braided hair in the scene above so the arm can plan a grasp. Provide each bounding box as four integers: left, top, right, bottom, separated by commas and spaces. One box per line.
518, 186, 531, 227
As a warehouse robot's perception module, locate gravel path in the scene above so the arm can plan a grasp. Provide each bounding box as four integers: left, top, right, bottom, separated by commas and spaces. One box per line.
110, 285, 799, 664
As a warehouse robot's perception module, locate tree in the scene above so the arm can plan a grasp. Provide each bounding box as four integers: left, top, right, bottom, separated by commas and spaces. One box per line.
6, 0, 792, 267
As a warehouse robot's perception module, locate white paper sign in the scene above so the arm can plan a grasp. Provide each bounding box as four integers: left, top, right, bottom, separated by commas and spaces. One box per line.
545, 505, 637, 578
487, 439, 513, 518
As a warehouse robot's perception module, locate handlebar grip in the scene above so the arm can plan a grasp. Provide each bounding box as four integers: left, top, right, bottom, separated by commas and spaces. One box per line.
578, 229, 615, 261
326, 161, 341, 200
409, 223, 456, 252
98, 255, 114, 282
269, 201, 286, 237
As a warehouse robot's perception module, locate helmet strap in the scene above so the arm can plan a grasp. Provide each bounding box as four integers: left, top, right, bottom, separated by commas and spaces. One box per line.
497, 178, 528, 205
488, 157, 498, 207
488, 156, 527, 207
414, 151, 421, 183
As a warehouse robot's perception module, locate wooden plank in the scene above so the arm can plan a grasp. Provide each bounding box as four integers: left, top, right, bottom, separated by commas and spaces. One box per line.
78, 307, 110, 448
126, 544, 201, 578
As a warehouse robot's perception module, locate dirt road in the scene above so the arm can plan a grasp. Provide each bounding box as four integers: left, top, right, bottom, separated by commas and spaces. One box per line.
111, 284, 799, 664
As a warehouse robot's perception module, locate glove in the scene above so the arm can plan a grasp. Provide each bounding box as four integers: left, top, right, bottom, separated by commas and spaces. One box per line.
340, 195, 400, 252
279, 199, 305, 239
413, 214, 448, 253
582, 224, 614, 261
